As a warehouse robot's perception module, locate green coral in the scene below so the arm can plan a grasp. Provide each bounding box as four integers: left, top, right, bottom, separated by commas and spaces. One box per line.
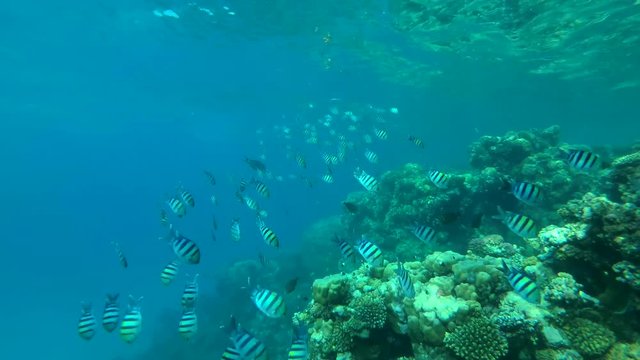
350, 292, 387, 329
444, 316, 508, 360
605, 342, 640, 360
563, 318, 616, 357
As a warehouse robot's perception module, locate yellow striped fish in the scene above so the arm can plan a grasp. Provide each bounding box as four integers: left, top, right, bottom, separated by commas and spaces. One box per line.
493, 207, 537, 239
160, 261, 179, 286
353, 168, 379, 191
181, 274, 199, 309
254, 180, 270, 198
229, 317, 268, 360
288, 325, 308, 360
178, 310, 198, 340
251, 288, 286, 318
356, 236, 383, 266
230, 219, 241, 242
257, 218, 280, 249
165, 225, 201, 264
102, 293, 120, 332
221, 346, 241, 360
166, 197, 187, 217
77, 303, 97, 340
120, 296, 143, 344
427, 169, 450, 189
111, 241, 128, 269
178, 187, 195, 208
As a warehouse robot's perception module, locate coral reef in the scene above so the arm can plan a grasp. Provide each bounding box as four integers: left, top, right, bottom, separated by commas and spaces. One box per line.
562, 318, 616, 357
443, 315, 508, 360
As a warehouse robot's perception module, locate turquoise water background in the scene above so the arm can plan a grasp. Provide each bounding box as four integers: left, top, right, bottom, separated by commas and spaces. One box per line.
1, 1, 638, 359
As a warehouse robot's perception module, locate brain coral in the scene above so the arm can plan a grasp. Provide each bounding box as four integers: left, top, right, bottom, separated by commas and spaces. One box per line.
444, 315, 508, 360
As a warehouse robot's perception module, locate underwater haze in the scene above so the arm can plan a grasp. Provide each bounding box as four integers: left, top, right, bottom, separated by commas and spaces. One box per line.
2, 0, 640, 360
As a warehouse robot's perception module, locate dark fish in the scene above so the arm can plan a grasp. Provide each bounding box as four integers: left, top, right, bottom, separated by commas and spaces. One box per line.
284, 277, 299, 294
204, 170, 216, 185
212, 215, 219, 231
502, 260, 540, 303
441, 211, 461, 224
245, 157, 267, 172
211, 230, 217, 242
470, 213, 483, 228
342, 201, 358, 213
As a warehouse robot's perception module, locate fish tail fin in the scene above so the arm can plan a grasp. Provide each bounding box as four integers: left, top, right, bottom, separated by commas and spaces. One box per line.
501, 259, 510, 274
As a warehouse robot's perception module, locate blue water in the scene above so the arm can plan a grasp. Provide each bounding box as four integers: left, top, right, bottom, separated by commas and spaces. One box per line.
1, 1, 639, 359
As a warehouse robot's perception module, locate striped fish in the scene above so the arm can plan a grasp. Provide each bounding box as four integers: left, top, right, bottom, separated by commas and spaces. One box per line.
512, 181, 543, 205
494, 207, 537, 239
395, 260, 415, 298
229, 317, 268, 360
179, 188, 196, 208
77, 303, 97, 340
238, 178, 247, 192
333, 235, 355, 264
204, 170, 216, 186
321, 172, 334, 184
112, 241, 128, 269
231, 219, 241, 242
221, 346, 242, 360
356, 236, 383, 266
364, 149, 378, 164
160, 261, 179, 286
166, 226, 201, 264
257, 219, 280, 249
178, 310, 198, 340
412, 225, 436, 243
160, 209, 169, 227
287, 325, 309, 360
295, 153, 307, 169
120, 296, 143, 344
251, 288, 286, 318
353, 168, 379, 191
254, 181, 270, 199
502, 260, 540, 303
428, 170, 450, 189
181, 274, 199, 309
408, 135, 424, 148
102, 293, 120, 332
567, 149, 600, 171
244, 195, 260, 211
166, 197, 187, 217
374, 128, 388, 140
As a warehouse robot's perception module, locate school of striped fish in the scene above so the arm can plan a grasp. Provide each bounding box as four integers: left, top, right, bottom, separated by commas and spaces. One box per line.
76, 101, 605, 359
